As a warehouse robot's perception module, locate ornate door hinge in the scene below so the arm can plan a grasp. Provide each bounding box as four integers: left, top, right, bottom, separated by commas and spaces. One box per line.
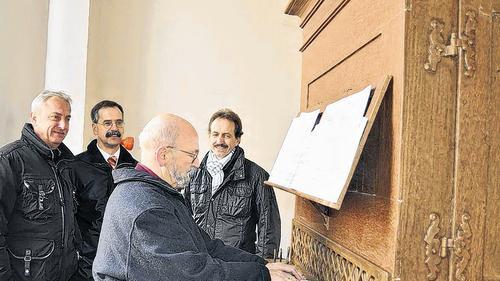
423, 11, 477, 77
439, 236, 455, 258
424, 213, 472, 281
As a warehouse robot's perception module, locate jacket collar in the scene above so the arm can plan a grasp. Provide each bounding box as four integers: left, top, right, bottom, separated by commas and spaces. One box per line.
200, 146, 246, 181
21, 123, 74, 161
82, 139, 137, 166
112, 166, 184, 200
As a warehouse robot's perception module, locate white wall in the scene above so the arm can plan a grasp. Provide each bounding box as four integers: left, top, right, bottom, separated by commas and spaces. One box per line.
45, 0, 90, 153
85, 0, 302, 249
0, 0, 49, 145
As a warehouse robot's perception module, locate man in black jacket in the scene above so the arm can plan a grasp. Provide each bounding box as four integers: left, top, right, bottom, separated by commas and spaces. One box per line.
93, 113, 303, 281
184, 109, 281, 258
0, 90, 79, 281
72, 100, 137, 280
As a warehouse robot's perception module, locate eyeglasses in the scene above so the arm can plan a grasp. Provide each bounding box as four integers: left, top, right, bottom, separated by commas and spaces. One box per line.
167, 146, 198, 164
97, 120, 125, 129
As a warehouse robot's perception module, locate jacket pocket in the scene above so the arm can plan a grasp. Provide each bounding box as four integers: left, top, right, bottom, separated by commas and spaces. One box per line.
6, 237, 56, 281
223, 183, 253, 218
189, 183, 209, 215
21, 176, 57, 221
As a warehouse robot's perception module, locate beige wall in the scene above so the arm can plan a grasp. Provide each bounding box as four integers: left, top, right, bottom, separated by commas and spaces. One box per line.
0, 0, 49, 145
85, 0, 302, 248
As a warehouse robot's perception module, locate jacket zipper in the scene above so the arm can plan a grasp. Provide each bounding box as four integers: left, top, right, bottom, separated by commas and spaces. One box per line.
51, 165, 65, 248
50, 151, 66, 248
50, 150, 66, 278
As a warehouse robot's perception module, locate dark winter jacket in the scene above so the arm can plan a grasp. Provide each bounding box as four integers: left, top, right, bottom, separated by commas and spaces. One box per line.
0, 124, 79, 281
93, 166, 271, 281
71, 139, 137, 281
184, 146, 281, 258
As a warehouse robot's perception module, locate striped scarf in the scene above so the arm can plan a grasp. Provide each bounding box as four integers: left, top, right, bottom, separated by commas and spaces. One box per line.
206, 149, 234, 195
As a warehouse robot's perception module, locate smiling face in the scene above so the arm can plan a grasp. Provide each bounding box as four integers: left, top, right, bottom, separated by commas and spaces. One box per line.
209, 117, 240, 159
31, 96, 71, 149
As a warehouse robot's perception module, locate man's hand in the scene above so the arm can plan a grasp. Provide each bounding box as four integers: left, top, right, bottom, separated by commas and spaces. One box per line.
266, 262, 307, 281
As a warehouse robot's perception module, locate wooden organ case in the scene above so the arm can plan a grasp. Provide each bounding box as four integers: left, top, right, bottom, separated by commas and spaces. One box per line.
283, 0, 499, 280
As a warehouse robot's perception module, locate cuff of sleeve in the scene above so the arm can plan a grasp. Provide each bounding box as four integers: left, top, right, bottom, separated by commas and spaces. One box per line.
260, 264, 271, 281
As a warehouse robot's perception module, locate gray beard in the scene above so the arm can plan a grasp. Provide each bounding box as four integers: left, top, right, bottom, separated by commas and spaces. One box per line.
171, 166, 195, 191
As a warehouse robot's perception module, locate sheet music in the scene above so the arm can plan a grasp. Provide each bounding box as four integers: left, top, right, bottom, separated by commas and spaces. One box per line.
322, 85, 371, 121
291, 117, 368, 203
268, 109, 320, 187
269, 85, 372, 205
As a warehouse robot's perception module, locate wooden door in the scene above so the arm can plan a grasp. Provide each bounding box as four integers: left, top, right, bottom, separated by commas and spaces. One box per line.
452, 1, 500, 280
398, 0, 459, 280
399, 0, 499, 280
483, 8, 500, 281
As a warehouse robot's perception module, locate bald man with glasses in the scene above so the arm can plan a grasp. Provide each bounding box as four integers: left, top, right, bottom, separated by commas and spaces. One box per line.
93, 113, 305, 281
71, 100, 137, 281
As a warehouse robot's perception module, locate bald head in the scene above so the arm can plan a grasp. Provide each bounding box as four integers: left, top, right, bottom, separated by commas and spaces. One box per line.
139, 114, 197, 151
138, 113, 199, 188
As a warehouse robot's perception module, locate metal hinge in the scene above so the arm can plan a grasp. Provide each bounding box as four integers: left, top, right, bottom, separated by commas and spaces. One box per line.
441, 33, 462, 57
424, 213, 472, 281
424, 11, 477, 77
439, 236, 455, 257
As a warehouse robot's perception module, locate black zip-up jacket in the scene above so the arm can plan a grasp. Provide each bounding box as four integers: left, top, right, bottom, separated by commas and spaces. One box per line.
71, 139, 137, 281
0, 123, 79, 281
184, 146, 281, 258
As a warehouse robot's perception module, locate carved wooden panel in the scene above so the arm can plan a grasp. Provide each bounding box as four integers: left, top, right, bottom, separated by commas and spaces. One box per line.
286, 0, 498, 280
291, 220, 389, 281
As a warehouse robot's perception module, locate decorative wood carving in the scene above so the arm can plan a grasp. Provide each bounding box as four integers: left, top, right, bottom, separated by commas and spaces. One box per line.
424, 20, 447, 72
424, 213, 442, 281
461, 11, 477, 78
424, 213, 472, 281
291, 220, 389, 281
424, 11, 477, 76
454, 213, 471, 281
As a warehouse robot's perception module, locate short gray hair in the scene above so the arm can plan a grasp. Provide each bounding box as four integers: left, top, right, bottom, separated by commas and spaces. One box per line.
139, 117, 179, 151
31, 90, 72, 113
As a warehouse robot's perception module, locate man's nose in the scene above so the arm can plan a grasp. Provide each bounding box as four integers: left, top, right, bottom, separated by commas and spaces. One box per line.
58, 118, 70, 130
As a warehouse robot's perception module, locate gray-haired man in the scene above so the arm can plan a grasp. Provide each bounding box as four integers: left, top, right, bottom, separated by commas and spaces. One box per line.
0, 90, 80, 281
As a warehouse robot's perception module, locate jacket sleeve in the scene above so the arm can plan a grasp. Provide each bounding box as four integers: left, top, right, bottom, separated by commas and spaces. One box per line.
201, 226, 268, 264
0, 154, 21, 281
255, 171, 281, 258
66, 163, 91, 281
123, 208, 270, 281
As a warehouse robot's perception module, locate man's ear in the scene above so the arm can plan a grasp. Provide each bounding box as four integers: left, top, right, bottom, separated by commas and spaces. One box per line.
156, 146, 169, 166
92, 123, 98, 136
30, 112, 37, 125
236, 137, 241, 146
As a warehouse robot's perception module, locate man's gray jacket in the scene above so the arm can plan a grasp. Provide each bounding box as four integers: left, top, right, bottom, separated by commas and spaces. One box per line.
93, 166, 271, 281
184, 146, 280, 258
